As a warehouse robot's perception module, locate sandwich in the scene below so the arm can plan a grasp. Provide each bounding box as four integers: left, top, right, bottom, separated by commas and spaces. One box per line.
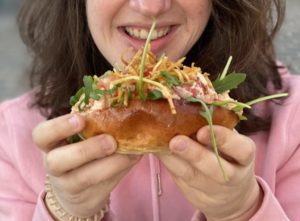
69, 46, 244, 154
69, 20, 287, 159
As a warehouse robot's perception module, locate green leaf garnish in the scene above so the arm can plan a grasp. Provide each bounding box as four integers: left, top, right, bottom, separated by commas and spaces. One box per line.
147, 89, 164, 100
245, 93, 289, 106
67, 133, 86, 144
138, 18, 157, 101
83, 76, 94, 104
212, 73, 246, 94
160, 70, 181, 87
220, 56, 233, 80
89, 92, 100, 101
70, 87, 84, 106
128, 90, 134, 100
94, 84, 120, 96
212, 100, 251, 109
212, 56, 246, 94
70, 75, 122, 111
212, 100, 251, 119
186, 96, 229, 182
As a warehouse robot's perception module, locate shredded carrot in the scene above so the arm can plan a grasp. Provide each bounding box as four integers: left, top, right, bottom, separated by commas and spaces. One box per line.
91, 45, 210, 113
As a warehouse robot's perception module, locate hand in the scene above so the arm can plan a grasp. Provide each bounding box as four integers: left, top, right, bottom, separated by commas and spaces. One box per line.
32, 114, 140, 218
157, 125, 263, 221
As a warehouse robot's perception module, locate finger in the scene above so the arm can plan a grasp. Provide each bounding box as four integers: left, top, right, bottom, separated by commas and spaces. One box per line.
158, 153, 206, 183
32, 114, 85, 152
49, 164, 132, 208
169, 135, 235, 183
57, 154, 141, 193
46, 134, 117, 176
197, 126, 256, 166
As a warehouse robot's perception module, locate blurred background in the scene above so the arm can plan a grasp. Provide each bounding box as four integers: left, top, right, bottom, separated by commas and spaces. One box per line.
0, 0, 299, 102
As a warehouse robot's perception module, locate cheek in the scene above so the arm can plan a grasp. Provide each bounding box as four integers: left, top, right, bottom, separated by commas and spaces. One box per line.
86, 1, 113, 32
168, 1, 212, 60
86, 1, 111, 48
86, 1, 100, 34
189, 1, 212, 27
186, 0, 212, 15
85, 1, 127, 65
186, 1, 212, 42
86, 1, 123, 41
181, 0, 211, 24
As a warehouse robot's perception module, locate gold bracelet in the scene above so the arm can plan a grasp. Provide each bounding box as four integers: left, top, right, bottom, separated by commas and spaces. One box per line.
45, 175, 109, 221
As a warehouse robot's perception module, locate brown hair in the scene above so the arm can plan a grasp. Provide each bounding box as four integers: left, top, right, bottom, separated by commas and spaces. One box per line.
17, 0, 285, 134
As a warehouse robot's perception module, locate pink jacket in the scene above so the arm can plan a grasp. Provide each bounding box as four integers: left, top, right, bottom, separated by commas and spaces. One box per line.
0, 70, 299, 221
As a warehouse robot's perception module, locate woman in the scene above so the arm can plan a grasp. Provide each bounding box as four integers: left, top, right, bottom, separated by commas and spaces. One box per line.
1, 0, 299, 220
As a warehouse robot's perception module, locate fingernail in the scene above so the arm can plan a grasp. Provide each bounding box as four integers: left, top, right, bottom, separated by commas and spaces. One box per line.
196, 126, 210, 141
170, 137, 187, 152
68, 115, 79, 128
99, 135, 116, 153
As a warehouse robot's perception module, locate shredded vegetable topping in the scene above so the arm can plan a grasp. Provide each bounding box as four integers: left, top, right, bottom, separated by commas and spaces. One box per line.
70, 45, 243, 117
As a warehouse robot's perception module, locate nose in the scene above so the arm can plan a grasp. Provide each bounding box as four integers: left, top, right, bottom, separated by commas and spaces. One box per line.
129, 0, 171, 17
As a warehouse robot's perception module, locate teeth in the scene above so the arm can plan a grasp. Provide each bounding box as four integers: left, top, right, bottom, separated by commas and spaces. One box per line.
140, 29, 148, 39
133, 29, 139, 38
125, 27, 170, 40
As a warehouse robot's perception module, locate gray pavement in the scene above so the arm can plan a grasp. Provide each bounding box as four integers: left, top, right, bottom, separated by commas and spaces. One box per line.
0, 13, 30, 102
0, 1, 299, 102
275, 0, 300, 74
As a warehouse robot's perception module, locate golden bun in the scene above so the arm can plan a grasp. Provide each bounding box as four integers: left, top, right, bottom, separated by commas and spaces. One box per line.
80, 99, 239, 154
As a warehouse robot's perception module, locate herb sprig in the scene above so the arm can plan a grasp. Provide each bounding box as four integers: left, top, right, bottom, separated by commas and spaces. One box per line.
212, 73, 246, 94
245, 93, 289, 106
187, 56, 288, 181
69, 75, 120, 111
186, 96, 229, 182
138, 18, 157, 100
160, 70, 181, 87
210, 56, 288, 117
212, 56, 246, 94
147, 89, 164, 100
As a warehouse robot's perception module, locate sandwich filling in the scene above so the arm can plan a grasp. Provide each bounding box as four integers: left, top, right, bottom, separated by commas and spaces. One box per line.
71, 47, 240, 116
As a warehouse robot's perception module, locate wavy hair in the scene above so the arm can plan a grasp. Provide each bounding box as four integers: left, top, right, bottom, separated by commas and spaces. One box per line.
17, 0, 286, 134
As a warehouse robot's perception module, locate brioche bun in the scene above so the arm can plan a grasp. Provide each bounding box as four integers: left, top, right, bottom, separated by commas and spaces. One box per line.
80, 99, 239, 154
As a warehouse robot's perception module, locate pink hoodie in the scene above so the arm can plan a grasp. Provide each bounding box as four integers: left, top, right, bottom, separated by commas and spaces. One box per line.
0, 69, 299, 221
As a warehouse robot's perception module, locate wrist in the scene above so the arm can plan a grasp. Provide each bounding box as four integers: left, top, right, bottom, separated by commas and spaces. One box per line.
231, 183, 263, 221
207, 180, 263, 221
44, 175, 109, 221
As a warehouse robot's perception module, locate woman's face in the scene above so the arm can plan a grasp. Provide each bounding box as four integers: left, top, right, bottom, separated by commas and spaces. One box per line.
86, 0, 212, 66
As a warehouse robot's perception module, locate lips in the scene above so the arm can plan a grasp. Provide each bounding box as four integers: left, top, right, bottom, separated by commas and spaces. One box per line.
119, 25, 178, 53
124, 26, 171, 40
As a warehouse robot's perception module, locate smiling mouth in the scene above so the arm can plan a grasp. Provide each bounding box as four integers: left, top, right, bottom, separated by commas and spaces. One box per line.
123, 26, 172, 41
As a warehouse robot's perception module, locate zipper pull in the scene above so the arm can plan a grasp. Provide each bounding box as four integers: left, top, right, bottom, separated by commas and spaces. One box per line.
156, 173, 162, 196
